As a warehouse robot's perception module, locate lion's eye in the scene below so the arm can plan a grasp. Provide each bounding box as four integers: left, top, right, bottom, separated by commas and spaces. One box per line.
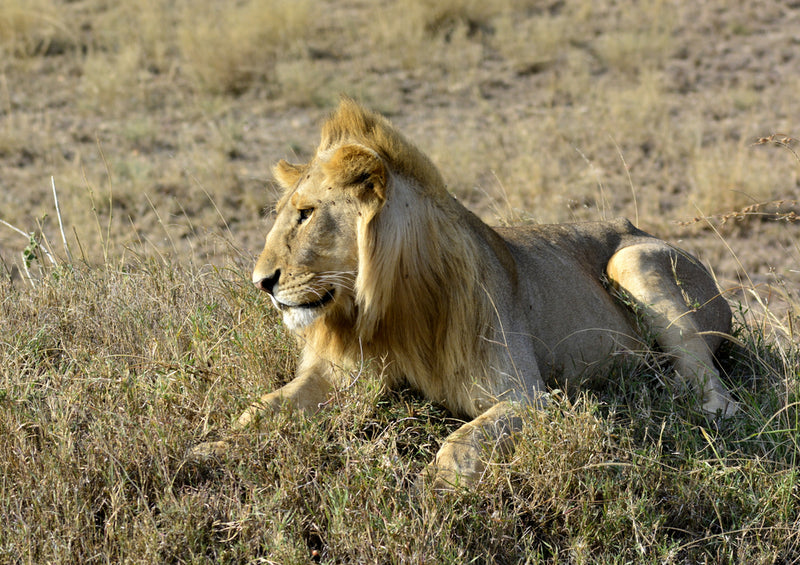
298, 207, 314, 224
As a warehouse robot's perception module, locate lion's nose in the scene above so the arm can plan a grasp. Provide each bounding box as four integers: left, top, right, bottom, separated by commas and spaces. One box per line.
254, 269, 280, 295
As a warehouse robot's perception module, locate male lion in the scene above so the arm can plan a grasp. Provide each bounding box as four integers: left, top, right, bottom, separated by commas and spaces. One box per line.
235, 99, 737, 488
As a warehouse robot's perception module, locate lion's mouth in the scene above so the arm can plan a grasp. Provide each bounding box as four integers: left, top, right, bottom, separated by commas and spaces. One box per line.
276, 289, 335, 311
298, 289, 335, 309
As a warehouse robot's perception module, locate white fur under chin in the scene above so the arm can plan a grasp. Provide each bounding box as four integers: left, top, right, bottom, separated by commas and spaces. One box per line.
282, 307, 322, 331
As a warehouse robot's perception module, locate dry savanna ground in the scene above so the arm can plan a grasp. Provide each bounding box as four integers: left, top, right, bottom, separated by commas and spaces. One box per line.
1, 0, 799, 563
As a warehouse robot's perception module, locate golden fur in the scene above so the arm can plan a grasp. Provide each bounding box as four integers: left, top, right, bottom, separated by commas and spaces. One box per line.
230, 99, 738, 488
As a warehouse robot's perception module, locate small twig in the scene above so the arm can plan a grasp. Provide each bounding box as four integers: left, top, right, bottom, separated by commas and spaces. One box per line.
96, 136, 114, 262
0, 218, 56, 266
752, 133, 800, 164
0, 219, 38, 288
0, 218, 29, 239
610, 134, 639, 228
678, 199, 800, 226
51, 176, 73, 263
19, 253, 35, 288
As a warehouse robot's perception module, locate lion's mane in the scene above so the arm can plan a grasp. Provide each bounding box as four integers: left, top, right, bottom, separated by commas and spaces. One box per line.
306, 100, 506, 416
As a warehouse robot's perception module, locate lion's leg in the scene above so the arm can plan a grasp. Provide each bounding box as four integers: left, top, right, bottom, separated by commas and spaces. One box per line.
606, 242, 737, 417
188, 354, 333, 461
234, 354, 333, 430
423, 401, 523, 490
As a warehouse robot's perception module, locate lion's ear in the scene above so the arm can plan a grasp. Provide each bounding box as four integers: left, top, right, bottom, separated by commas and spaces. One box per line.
272, 159, 305, 188
323, 144, 386, 202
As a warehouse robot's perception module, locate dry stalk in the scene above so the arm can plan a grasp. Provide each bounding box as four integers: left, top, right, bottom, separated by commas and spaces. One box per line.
680, 133, 800, 227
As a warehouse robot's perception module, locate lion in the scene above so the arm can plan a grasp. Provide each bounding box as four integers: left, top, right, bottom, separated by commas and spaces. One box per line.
226, 99, 738, 488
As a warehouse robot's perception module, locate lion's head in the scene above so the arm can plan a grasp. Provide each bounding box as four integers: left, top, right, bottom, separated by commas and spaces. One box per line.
253, 99, 451, 332
252, 140, 387, 331
252, 100, 492, 412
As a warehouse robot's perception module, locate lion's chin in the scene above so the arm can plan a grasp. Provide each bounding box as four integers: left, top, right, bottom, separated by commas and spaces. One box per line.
282, 307, 323, 331
273, 289, 336, 331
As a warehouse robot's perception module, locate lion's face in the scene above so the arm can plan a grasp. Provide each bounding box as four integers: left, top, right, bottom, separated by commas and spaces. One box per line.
253, 144, 386, 331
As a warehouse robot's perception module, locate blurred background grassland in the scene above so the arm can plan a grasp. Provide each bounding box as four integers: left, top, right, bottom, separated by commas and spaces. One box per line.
0, 0, 797, 280
1, 1, 800, 562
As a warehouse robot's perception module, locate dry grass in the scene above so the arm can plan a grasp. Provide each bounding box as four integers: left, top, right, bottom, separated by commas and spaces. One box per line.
0, 0, 68, 57
2, 0, 800, 562
178, 0, 312, 95
1, 255, 798, 562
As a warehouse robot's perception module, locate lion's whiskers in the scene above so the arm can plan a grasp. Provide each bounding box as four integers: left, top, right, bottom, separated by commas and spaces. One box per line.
317, 271, 357, 291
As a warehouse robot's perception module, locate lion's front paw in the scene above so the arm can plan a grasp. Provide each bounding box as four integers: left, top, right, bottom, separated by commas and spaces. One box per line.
233, 390, 287, 430
418, 439, 485, 491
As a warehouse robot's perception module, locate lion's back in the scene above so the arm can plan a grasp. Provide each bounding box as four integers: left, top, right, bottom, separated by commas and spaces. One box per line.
495, 218, 655, 277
